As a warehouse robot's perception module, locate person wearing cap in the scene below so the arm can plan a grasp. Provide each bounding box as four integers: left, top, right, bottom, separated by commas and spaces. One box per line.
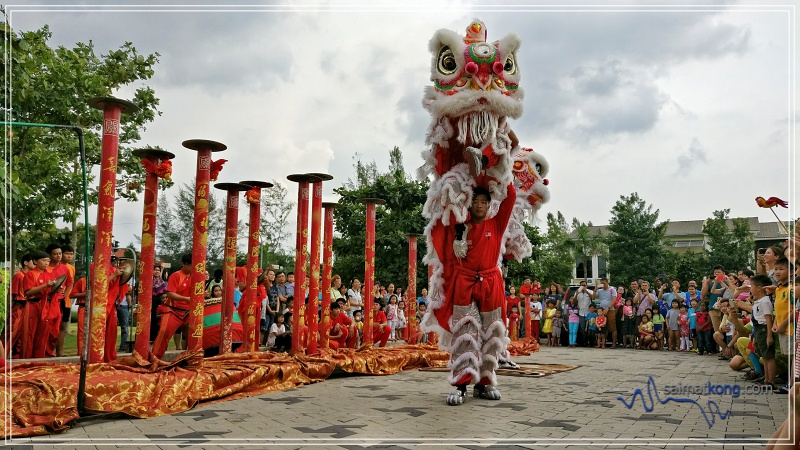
8, 254, 34, 358
151, 254, 194, 358
22, 251, 56, 358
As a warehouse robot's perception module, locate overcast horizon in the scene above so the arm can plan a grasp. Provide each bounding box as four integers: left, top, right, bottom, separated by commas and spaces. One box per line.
7, 1, 798, 251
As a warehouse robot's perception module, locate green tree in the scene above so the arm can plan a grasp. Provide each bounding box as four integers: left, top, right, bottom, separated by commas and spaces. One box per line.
506, 222, 545, 287
703, 209, 755, 271
667, 250, 709, 286
606, 192, 670, 285
539, 212, 576, 286
568, 218, 607, 283
332, 147, 429, 291
2, 24, 163, 261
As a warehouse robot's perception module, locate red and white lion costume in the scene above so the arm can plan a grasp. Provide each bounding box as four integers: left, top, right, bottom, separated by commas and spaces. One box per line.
417, 20, 550, 395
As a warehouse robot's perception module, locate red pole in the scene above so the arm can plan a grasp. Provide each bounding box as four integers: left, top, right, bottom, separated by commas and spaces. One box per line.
86, 97, 138, 363
406, 234, 420, 343
240, 181, 273, 352
428, 264, 435, 344
287, 174, 321, 354
131, 148, 174, 358
357, 198, 384, 345
183, 139, 227, 354
320, 202, 339, 349
214, 183, 250, 355
305, 174, 331, 354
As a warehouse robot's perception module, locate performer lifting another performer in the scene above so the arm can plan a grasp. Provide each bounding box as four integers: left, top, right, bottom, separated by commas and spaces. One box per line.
428, 184, 515, 405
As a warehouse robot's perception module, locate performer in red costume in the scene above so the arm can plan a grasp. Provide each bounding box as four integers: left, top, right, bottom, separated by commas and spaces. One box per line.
429, 183, 515, 405
151, 254, 193, 358
22, 251, 55, 358
328, 302, 358, 350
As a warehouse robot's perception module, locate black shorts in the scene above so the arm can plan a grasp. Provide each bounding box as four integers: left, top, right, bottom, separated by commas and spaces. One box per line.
754, 325, 776, 359
59, 298, 71, 323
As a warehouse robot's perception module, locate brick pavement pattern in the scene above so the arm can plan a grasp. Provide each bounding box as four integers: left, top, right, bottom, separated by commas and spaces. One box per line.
10, 345, 790, 449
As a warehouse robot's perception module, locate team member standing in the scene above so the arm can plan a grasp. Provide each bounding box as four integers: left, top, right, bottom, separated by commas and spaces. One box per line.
423, 184, 516, 406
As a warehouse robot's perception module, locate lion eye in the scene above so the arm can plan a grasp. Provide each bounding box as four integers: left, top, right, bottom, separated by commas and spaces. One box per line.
535, 163, 542, 175
438, 47, 457, 75
504, 55, 516, 75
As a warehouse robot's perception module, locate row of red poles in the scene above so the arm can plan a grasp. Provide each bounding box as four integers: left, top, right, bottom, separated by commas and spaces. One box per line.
85, 97, 426, 363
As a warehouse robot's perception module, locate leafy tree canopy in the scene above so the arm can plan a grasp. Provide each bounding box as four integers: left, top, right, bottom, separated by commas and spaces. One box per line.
332, 147, 428, 292
2, 24, 164, 261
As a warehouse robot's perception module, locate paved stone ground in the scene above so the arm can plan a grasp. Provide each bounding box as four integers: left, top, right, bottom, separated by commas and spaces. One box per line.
9, 344, 791, 449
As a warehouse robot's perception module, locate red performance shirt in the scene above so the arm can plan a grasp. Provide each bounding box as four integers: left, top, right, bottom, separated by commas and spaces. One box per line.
23, 268, 53, 300
332, 312, 353, 328
167, 270, 192, 309
373, 310, 388, 327
46, 262, 74, 302
12, 271, 27, 301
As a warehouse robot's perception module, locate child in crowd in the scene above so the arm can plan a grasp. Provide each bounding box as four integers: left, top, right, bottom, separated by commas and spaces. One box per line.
751, 274, 777, 388
689, 299, 698, 352
416, 303, 428, 344
386, 294, 399, 341
666, 300, 681, 351
696, 302, 714, 355
772, 258, 792, 385
595, 309, 607, 348
651, 308, 665, 350
268, 312, 289, 351
622, 298, 636, 348
508, 305, 521, 341
586, 305, 598, 348
638, 314, 656, 350
567, 302, 580, 347
678, 305, 691, 351
543, 300, 556, 344
397, 299, 407, 340
551, 310, 563, 347
353, 310, 364, 346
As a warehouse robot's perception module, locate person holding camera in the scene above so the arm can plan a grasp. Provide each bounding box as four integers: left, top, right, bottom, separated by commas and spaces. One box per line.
571, 281, 593, 347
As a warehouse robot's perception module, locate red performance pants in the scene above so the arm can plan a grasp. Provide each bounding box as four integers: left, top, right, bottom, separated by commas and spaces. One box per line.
151, 306, 190, 358
329, 330, 358, 350
448, 266, 507, 387
8, 302, 25, 358
372, 325, 391, 347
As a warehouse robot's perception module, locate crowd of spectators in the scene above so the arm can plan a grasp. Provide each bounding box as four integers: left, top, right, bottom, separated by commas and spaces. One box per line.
507, 236, 800, 399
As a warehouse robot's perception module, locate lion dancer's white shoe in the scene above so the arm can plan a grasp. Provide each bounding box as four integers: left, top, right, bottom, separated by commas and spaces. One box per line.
446, 384, 468, 406
473, 384, 501, 400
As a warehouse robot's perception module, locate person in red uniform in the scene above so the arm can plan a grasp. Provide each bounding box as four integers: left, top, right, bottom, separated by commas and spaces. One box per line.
328, 302, 357, 350
57, 244, 77, 356
151, 254, 193, 358
44, 244, 73, 357
371, 300, 391, 347
22, 251, 56, 358
8, 254, 34, 358
429, 184, 515, 406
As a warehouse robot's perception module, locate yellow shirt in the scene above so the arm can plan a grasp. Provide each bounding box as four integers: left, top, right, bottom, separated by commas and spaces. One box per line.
774, 285, 791, 335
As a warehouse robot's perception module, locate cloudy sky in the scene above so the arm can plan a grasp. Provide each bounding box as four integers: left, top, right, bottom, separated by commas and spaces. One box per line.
8, 1, 797, 249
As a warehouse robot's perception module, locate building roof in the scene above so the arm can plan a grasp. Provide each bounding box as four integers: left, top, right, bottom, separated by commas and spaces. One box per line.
568, 218, 784, 240
757, 221, 790, 240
